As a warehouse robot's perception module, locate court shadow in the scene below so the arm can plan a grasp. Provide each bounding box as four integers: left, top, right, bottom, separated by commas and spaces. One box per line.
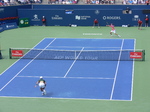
44, 92, 53, 97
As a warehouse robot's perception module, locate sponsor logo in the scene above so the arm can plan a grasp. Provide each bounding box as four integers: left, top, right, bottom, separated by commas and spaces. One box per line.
95, 10, 100, 15
130, 52, 142, 59
0, 27, 3, 30
0, 8, 4, 13
132, 15, 139, 21
6, 25, 15, 28
75, 15, 81, 20
3, 22, 18, 30
34, 14, 38, 19
54, 56, 98, 60
20, 20, 24, 24
12, 50, 23, 57
75, 15, 91, 20
51, 15, 63, 20
0, 26, 4, 32
103, 16, 121, 20
31, 14, 40, 21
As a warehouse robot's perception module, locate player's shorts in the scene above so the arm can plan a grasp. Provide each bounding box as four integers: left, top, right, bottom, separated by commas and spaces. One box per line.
110, 30, 116, 33
39, 83, 45, 88
94, 23, 99, 26
138, 24, 142, 27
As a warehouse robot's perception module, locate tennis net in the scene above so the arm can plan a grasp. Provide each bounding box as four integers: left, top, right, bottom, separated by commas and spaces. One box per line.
9, 48, 145, 61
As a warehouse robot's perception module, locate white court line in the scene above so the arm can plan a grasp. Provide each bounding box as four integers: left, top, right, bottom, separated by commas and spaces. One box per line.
64, 47, 84, 78
83, 33, 102, 35
0, 95, 132, 101
47, 46, 121, 49
0, 38, 56, 92
110, 39, 124, 100
0, 38, 46, 76
130, 39, 136, 101
17, 75, 114, 80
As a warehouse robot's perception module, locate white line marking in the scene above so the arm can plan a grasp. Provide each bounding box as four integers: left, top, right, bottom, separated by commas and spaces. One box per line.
0, 62, 34, 91
110, 39, 124, 100
0, 38, 56, 91
64, 47, 84, 78
130, 39, 136, 101
83, 33, 102, 35
0, 96, 132, 101
17, 75, 114, 80
0, 38, 46, 76
47, 46, 121, 49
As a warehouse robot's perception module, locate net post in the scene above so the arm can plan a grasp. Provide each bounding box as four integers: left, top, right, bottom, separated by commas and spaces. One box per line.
0, 43, 2, 59
142, 50, 145, 61
9, 48, 12, 59
0, 50, 2, 59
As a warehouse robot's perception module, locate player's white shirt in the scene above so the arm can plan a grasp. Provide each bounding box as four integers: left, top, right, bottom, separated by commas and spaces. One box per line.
39, 82, 45, 88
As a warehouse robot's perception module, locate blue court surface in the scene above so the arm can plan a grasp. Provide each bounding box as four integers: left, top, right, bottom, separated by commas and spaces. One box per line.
0, 38, 135, 101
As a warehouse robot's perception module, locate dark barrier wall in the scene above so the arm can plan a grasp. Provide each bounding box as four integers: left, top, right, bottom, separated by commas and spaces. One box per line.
0, 5, 31, 24
1, 5, 150, 26
18, 8, 147, 26
0, 5, 31, 18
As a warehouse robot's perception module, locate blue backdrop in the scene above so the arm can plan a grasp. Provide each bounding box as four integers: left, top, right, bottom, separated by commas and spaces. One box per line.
0, 5, 150, 26
18, 9, 146, 26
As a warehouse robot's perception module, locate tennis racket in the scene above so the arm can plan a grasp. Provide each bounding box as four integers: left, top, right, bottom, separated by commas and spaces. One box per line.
106, 22, 109, 25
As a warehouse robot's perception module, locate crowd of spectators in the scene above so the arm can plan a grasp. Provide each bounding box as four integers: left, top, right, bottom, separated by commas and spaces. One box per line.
0, 0, 42, 6
48, 0, 78, 4
0, 0, 78, 5
86, 0, 115, 4
85, 0, 149, 4
0, 0, 16, 6
122, 0, 149, 5
16, 0, 42, 4
0, 0, 149, 6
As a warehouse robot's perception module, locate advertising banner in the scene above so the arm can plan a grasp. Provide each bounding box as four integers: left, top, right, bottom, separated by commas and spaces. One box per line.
18, 9, 144, 26
0, 25, 4, 33
19, 18, 30, 27
11, 50, 23, 57
3, 22, 18, 30
130, 52, 142, 59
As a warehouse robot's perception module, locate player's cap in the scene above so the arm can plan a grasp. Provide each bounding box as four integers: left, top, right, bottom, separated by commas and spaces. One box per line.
40, 76, 43, 79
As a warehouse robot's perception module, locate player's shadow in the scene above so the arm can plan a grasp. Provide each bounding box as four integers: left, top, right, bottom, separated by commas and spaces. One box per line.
44, 92, 53, 97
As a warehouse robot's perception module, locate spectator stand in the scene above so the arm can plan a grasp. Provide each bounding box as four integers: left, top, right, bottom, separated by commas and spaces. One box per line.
85, 0, 115, 4
48, 0, 78, 4
122, 0, 147, 4
16, 0, 42, 4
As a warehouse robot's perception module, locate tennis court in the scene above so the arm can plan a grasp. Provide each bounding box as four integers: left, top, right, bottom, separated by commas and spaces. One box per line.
0, 38, 137, 100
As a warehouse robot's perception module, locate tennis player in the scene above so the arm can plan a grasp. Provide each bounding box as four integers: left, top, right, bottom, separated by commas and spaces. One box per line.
145, 15, 149, 27
106, 23, 121, 37
35, 76, 46, 95
42, 16, 46, 26
138, 19, 143, 30
92, 19, 100, 28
